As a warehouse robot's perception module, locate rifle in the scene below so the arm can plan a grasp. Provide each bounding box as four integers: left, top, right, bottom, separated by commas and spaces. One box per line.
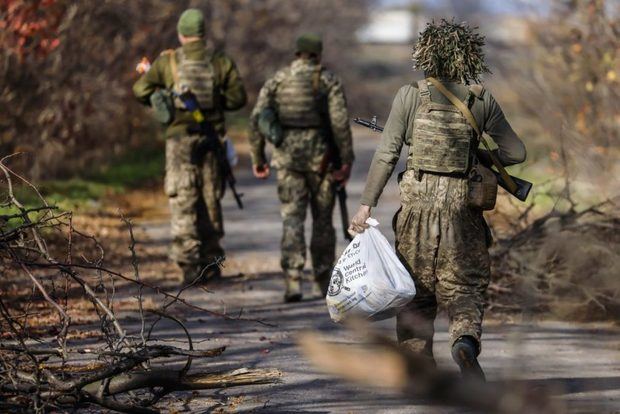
315, 71, 353, 242
177, 86, 244, 209
353, 117, 532, 202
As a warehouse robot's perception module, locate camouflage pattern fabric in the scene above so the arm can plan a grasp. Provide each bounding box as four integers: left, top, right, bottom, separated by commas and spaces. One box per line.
173, 48, 216, 111
394, 170, 491, 356
165, 135, 224, 268
249, 58, 354, 172
274, 61, 323, 128
277, 169, 336, 288
409, 79, 474, 175
133, 39, 247, 138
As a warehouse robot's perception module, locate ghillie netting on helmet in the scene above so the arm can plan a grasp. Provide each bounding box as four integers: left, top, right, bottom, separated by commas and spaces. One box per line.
412, 19, 491, 85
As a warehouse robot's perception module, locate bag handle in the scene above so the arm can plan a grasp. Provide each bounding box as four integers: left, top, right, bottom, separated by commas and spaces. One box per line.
426, 77, 517, 193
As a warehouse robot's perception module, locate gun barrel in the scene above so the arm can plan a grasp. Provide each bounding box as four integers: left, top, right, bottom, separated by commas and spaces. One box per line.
336, 185, 353, 242
354, 118, 384, 132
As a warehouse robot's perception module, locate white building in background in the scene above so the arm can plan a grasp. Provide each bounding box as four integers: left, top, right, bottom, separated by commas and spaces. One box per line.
357, 6, 528, 45
357, 9, 421, 44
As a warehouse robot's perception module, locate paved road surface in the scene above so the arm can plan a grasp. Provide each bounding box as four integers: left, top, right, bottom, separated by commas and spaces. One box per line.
137, 129, 620, 413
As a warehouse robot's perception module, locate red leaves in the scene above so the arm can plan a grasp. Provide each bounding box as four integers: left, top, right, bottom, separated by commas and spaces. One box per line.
0, 0, 65, 59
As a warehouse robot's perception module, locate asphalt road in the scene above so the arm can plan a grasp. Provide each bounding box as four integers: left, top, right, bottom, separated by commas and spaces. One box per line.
137, 128, 620, 413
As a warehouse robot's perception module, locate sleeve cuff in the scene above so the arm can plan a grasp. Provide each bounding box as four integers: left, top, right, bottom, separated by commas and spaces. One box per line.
251, 152, 267, 166
359, 195, 378, 208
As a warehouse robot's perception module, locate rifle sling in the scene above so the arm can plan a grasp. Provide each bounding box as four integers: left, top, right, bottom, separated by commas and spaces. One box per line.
426, 77, 517, 193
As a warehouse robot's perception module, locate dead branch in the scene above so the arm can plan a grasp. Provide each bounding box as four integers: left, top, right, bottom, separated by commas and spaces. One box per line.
0, 154, 280, 412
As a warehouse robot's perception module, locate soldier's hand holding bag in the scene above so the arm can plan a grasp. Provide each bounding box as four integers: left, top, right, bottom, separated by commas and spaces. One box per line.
326, 218, 416, 323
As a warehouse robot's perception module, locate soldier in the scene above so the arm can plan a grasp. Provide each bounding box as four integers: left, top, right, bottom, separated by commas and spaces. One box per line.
250, 34, 354, 302
349, 21, 526, 380
133, 9, 247, 282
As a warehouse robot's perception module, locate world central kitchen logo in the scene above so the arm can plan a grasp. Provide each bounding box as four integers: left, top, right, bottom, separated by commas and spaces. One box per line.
328, 268, 344, 296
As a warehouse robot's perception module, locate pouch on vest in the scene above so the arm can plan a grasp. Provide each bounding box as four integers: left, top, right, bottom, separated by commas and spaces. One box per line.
467, 159, 497, 210
150, 89, 174, 125
258, 107, 284, 148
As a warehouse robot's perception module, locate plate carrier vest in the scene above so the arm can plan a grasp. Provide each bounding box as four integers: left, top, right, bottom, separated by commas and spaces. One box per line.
408, 79, 477, 175
172, 48, 217, 111
274, 63, 324, 128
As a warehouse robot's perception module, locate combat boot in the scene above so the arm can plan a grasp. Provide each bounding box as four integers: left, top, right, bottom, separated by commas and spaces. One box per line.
451, 336, 486, 382
180, 263, 202, 284
310, 272, 330, 299
284, 270, 303, 303
181, 263, 221, 284
310, 281, 323, 299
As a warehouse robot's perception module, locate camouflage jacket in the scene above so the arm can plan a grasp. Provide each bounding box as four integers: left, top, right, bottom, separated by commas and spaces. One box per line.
249, 58, 354, 172
133, 39, 247, 137
361, 81, 527, 207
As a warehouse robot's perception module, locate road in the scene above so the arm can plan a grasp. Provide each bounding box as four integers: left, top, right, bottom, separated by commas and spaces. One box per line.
137, 128, 620, 413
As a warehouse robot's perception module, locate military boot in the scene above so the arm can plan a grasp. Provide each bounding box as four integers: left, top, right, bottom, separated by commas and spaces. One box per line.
180, 263, 203, 284
181, 263, 221, 284
451, 336, 486, 382
284, 270, 303, 303
310, 281, 323, 299
310, 271, 331, 299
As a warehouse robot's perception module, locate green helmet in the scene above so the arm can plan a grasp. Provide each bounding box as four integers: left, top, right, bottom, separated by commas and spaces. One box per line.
296, 33, 323, 55
412, 19, 490, 84
177, 8, 205, 37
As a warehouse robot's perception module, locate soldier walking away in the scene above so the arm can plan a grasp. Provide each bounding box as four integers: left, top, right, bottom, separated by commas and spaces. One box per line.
250, 34, 354, 303
133, 9, 247, 283
349, 20, 526, 381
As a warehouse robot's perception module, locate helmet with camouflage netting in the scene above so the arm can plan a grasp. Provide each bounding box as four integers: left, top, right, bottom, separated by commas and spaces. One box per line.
412, 19, 490, 85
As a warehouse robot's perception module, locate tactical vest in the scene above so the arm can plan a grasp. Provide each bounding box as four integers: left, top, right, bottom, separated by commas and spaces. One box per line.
172, 48, 218, 111
408, 79, 477, 175
274, 63, 323, 128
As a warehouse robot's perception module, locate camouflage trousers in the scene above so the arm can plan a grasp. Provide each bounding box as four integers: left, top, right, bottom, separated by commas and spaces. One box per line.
277, 169, 336, 286
165, 135, 224, 268
394, 170, 491, 357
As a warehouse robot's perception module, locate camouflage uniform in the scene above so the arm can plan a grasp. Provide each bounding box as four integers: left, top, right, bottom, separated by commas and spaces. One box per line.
250, 57, 354, 293
360, 80, 526, 356
133, 34, 247, 279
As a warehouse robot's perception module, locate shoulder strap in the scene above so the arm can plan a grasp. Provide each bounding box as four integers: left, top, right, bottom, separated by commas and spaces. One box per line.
312, 64, 323, 96
209, 51, 223, 87
469, 84, 484, 98
427, 77, 517, 193
417, 79, 431, 104
170, 49, 180, 86
161, 49, 179, 86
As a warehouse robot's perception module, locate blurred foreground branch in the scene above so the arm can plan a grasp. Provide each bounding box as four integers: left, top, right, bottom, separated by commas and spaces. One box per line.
0, 155, 281, 413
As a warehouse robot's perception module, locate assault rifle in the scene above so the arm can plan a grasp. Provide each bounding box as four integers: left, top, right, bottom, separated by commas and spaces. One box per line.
353, 117, 532, 202
315, 78, 352, 242
177, 86, 244, 209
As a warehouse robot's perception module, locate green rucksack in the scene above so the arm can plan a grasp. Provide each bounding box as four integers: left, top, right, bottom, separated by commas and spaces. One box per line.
149, 89, 175, 125
258, 107, 284, 148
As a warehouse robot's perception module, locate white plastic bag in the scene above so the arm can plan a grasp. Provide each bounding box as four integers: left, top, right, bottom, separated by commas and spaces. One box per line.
326, 218, 416, 323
